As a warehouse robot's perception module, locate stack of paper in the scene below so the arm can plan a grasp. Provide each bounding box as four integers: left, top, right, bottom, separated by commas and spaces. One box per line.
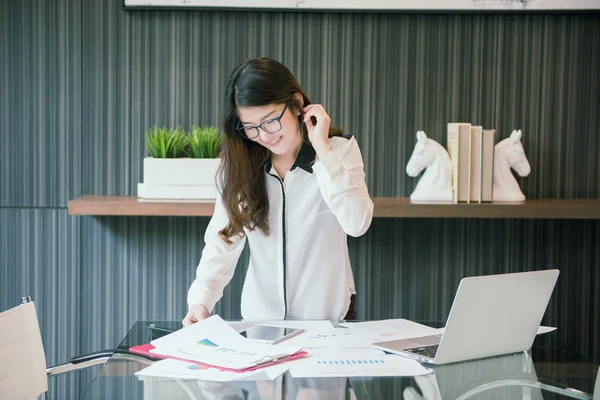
134, 315, 305, 372
133, 317, 440, 382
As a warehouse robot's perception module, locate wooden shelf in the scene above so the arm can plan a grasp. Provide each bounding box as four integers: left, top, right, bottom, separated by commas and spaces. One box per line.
373, 198, 600, 219
68, 195, 216, 217
68, 195, 600, 219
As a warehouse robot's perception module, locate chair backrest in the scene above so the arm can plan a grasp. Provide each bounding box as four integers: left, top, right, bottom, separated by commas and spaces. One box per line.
0, 300, 48, 400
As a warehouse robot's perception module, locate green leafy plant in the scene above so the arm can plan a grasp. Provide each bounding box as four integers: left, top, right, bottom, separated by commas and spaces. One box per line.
187, 125, 222, 159
145, 126, 188, 158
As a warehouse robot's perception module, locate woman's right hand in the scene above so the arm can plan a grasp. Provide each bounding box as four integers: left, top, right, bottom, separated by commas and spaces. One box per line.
182, 303, 209, 326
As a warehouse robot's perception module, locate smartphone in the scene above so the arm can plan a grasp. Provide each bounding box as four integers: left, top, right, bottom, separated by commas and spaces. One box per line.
239, 325, 305, 344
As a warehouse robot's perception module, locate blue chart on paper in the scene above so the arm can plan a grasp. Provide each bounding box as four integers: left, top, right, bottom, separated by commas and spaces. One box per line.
317, 359, 384, 365
197, 338, 219, 347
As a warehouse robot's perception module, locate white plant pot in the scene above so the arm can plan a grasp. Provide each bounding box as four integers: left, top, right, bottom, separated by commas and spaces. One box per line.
137, 183, 219, 200
142, 157, 220, 186
139, 157, 220, 200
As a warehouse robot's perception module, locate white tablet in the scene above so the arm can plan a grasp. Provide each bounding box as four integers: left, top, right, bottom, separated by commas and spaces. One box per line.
239, 325, 305, 344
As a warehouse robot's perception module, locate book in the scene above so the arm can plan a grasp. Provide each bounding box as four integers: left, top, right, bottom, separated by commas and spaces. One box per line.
447, 123, 472, 203
481, 129, 495, 202
470, 126, 483, 203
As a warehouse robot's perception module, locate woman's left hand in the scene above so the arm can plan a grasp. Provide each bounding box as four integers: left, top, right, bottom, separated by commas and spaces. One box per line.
303, 104, 332, 156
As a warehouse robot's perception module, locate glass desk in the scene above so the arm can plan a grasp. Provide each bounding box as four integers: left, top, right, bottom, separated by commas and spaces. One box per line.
81, 320, 599, 399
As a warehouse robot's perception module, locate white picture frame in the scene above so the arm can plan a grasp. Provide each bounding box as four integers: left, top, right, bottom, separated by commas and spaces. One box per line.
123, 0, 600, 11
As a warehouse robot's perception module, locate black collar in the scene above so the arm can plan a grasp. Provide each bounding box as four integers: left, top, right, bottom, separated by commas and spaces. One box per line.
265, 141, 316, 174
291, 141, 316, 173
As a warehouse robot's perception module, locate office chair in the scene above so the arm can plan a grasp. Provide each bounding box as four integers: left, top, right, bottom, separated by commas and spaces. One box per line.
0, 296, 151, 400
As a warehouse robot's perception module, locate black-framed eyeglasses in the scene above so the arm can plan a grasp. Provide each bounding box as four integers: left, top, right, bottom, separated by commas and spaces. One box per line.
236, 104, 288, 140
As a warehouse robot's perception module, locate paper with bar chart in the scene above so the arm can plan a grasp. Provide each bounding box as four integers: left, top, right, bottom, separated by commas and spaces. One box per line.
288, 350, 430, 378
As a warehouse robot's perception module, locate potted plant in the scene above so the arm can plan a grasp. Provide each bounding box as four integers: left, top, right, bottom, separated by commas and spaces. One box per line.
137, 125, 222, 200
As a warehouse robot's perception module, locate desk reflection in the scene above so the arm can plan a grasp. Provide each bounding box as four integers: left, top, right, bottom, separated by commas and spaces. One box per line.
136, 373, 349, 400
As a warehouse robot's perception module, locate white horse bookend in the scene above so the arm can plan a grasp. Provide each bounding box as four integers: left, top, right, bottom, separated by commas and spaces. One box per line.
492, 129, 531, 202
406, 130, 453, 203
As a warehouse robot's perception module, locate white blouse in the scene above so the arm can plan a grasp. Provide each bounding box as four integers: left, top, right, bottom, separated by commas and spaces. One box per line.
187, 136, 374, 320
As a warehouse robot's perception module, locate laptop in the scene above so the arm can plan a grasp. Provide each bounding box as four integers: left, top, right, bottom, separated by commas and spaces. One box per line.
373, 269, 559, 365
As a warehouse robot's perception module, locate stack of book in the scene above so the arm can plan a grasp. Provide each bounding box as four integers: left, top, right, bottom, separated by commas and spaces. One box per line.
447, 123, 495, 203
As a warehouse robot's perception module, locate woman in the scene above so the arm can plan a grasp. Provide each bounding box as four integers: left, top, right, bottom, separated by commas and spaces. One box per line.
183, 57, 373, 325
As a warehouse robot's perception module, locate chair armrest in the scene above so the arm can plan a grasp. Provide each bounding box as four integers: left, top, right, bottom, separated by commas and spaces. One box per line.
47, 355, 110, 377
47, 349, 154, 377
70, 350, 115, 364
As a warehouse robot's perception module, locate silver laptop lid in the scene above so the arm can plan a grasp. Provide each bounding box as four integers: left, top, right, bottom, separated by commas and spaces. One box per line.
434, 269, 559, 365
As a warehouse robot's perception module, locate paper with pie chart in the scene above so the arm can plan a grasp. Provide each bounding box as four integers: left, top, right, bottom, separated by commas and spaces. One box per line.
283, 328, 374, 349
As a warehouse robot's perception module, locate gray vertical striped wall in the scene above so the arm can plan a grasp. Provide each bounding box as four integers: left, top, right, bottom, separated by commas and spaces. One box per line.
1, 0, 599, 398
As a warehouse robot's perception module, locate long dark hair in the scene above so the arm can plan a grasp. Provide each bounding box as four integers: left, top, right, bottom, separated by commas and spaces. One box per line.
218, 57, 343, 244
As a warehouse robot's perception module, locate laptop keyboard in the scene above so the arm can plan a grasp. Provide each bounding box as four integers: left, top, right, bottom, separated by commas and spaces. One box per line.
405, 344, 439, 359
